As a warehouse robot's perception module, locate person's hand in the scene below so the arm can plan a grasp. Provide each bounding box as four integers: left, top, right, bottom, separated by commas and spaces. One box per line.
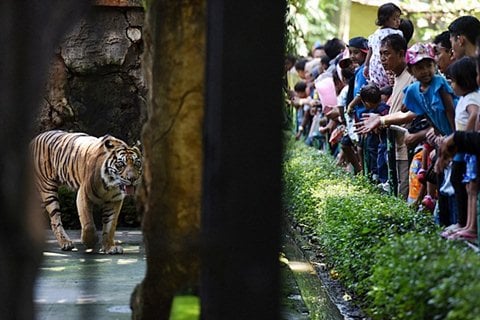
417, 168, 427, 184
423, 142, 434, 153
403, 132, 416, 148
346, 106, 354, 116
363, 65, 369, 79
435, 133, 456, 173
318, 126, 329, 134
425, 128, 436, 145
355, 113, 380, 134
425, 128, 445, 147
291, 97, 300, 106
295, 130, 302, 140
404, 129, 427, 149
326, 107, 340, 120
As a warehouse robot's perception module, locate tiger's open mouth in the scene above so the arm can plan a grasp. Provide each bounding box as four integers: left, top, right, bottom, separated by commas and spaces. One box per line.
119, 184, 135, 196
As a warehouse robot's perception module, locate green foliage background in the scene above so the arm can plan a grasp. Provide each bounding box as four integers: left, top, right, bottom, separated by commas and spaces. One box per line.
286, 0, 339, 56
286, 0, 480, 56
402, 0, 480, 42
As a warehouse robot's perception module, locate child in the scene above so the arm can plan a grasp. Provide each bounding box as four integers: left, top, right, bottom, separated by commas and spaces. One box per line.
407, 142, 430, 209
364, 2, 403, 89
403, 43, 457, 227
340, 36, 369, 174
359, 84, 389, 187
294, 58, 308, 81
403, 43, 455, 137
306, 107, 328, 150
292, 81, 315, 139
399, 18, 414, 45
443, 56, 480, 240
414, 140, 436, 211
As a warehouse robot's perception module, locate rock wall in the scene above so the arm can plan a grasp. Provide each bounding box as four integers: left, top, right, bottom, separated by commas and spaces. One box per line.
37, 1, 145, 144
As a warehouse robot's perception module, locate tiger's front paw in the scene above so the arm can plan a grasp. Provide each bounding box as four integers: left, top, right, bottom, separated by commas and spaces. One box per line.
81, 226, 98, 249
100, 245, 124, 254
60, 241, 75, 251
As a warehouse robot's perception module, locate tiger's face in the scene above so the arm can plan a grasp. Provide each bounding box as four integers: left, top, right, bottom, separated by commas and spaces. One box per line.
102, 137, 143, 196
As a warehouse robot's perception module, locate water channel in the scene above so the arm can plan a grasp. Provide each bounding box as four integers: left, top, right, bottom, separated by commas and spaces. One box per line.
281, 232, 346, 320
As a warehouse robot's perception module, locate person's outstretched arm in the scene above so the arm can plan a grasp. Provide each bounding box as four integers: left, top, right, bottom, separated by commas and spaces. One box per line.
355, 110, 416, 134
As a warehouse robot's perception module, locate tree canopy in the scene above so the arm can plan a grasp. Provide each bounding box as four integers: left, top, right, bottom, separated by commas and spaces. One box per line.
287, 0, 480, 56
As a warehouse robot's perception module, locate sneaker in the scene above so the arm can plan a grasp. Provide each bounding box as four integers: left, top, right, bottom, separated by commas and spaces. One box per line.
376, 182, 390, 193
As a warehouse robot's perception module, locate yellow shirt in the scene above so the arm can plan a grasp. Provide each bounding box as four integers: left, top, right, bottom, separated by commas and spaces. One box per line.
408, 150, 424, 202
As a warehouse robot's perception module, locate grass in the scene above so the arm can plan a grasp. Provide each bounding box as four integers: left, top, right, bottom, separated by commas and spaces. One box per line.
169, 295, 200, 320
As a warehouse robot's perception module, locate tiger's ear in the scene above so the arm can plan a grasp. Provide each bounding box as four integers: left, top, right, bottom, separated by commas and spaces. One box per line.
104, 139, 115, 150
101, 135, 123, 151
132, 140, 142, 155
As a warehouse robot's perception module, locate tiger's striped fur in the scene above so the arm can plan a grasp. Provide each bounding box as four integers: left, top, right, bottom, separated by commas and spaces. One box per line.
31, 130, 142, 254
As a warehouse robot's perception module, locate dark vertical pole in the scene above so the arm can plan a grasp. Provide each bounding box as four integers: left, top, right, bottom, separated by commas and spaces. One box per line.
0, 2, 88, 319
201, 1, 286, 319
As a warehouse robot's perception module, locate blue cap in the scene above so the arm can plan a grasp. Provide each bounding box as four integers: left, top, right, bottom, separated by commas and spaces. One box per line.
348, 36, 368, 52
313, 40, 323, 49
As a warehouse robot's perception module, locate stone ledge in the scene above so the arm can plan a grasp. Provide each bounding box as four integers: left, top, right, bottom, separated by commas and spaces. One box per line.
94, 0, 143, 8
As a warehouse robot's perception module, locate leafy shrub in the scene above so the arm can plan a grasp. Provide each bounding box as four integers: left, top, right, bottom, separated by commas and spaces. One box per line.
283, 140, 434, 293
368, 233, 480, 320
318, 193, 434, 296
283, 138, 480, 318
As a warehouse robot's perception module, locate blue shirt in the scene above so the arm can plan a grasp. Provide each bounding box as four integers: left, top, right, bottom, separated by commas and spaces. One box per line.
353, 64, 368, 120
372, 101, 390, 116
403, 75, 454, 136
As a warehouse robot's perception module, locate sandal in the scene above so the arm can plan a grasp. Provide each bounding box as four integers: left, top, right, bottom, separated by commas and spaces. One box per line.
444, 223, 461, 232
440, 224, 462, 238
447, 230, 477, 241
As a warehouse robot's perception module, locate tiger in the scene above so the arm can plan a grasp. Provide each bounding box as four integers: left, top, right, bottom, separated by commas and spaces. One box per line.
31, 130, 142, 254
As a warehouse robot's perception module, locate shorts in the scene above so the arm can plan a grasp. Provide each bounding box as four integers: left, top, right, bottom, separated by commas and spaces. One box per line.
462, 154, 477, 183
340, 135, 353, 147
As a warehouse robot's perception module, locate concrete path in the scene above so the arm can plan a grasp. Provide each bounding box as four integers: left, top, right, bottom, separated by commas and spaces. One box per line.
34, 229, 145, 320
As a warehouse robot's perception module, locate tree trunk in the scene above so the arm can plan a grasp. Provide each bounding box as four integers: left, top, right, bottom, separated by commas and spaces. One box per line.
0, 1, 88, 319
130, 1, 205, 319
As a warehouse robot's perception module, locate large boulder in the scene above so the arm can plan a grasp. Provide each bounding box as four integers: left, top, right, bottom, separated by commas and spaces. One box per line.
37, 2, 145, 144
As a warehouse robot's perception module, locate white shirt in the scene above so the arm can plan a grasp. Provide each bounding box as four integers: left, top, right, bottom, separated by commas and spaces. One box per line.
455, 91, 480, 131
388, 67, 415, 161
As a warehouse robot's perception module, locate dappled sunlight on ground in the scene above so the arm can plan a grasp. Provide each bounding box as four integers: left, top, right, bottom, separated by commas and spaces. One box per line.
35, 230, 145, 320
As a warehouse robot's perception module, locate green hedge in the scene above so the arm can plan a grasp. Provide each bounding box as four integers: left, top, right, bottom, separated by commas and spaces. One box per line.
283, 138, 480, 319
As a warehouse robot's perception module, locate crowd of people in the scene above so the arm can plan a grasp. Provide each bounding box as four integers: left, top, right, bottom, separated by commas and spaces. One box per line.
285, 2, 480, 242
